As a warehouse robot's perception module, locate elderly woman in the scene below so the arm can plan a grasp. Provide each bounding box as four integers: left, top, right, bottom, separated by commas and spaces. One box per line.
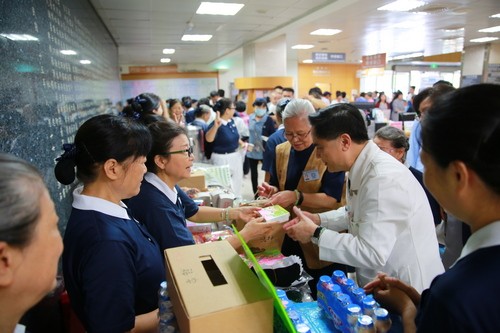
0, 154, 63, 333
365, 84, 500, 332
56, 114, 164, 333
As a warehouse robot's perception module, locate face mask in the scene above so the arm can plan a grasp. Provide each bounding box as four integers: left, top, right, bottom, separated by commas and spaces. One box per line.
255, 108, 266, 117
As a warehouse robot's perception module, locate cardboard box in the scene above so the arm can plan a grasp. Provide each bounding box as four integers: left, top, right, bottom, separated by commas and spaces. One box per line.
178, 169, 206, 191
164, 242, 274, 333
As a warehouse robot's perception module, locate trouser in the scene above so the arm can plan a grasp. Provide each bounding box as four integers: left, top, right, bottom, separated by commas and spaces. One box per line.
211, 151, 243, 198
248, 157, 261, 199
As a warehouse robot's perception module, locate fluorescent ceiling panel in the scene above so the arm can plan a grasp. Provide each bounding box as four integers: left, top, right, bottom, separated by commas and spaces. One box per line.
196, 2, 244, 16
470, 37, 499, 43
181, 34, 213, 41
60, 50, 77, 55
310, 29, 342, 36
291, 44, 314, 49
1, 33, 38, 41
478, 26, 500, 33
160, 58, 171, 63
377, 0, 426, 12
79, 60, 91, 64
162, 48, 175, 54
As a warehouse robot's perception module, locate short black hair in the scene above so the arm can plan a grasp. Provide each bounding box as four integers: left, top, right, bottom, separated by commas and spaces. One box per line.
309, 103, 369, 143
146, 121, 188, 173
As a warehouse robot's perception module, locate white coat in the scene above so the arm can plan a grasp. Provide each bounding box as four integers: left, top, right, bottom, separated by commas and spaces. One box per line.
318, 141, 444, 293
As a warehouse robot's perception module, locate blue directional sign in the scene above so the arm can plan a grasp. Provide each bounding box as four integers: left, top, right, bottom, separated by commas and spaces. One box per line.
312, 52, 346, 62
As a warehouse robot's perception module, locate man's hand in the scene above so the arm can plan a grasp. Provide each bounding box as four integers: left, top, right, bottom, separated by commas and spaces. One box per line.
282, 206, 319, 243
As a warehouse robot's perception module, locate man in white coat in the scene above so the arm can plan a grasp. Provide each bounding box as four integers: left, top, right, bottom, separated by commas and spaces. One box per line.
283, 103, 444, 293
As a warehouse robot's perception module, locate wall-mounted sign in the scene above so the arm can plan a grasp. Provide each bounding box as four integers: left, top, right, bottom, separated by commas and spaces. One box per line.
362, 53, 386, 69
129, 65, 178, 74
312, 52, 346, 63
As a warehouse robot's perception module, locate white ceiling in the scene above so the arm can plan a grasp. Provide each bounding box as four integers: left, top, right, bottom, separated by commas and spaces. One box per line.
89, 0, 500, 69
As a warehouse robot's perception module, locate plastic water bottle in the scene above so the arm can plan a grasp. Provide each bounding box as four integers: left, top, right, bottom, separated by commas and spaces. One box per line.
158, 281, 176, 333
276, 289, 290, 309
374, 308, 392, 333
362, 295, 377, 320
346, 304, 362, 333
356, 315, 375, 333
332, 270, 347, 285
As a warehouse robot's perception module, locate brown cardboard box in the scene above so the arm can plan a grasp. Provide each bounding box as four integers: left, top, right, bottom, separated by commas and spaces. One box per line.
178, 169, 206, 190
164, 242, 273, 333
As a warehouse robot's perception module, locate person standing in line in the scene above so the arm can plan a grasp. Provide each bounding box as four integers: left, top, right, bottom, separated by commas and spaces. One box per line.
56, 114, 164, 333
283, 103, 444, 293
205, 98, 243, 197
364, 83, 500, 333
0, 154, 63, 333
262, 98, 289, 183
390, 91, 406, 121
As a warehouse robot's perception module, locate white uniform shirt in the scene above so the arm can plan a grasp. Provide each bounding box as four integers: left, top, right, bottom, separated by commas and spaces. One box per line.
318, 141, 444, 292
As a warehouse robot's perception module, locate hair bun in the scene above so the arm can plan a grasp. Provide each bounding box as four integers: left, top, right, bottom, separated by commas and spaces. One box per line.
54, 158, 76, 185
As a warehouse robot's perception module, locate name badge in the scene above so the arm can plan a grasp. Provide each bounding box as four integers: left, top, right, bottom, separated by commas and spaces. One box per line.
303, 169, 320, 182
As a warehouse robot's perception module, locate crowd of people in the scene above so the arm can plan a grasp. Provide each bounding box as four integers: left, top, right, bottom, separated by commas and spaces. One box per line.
1, 83, 499, 333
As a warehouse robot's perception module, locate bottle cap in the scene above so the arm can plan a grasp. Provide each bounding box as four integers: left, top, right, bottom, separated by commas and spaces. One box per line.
347, 304, 361, 314
357, 315, 374, 327
319, 275, 332, 283
160, 281, 167, 289
345, 278, 355, 287
363, 295, 376, 307
295, 323, 311, 333
374, 307, 389, 319
276, 289, 287, 298
332, 283, 341, 293
332, 270, 346, 279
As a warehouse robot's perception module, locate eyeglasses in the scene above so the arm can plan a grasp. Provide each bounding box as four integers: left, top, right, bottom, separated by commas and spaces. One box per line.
377, 146, 395, 153
164, 146, 194, 157
285, 129, 311, 140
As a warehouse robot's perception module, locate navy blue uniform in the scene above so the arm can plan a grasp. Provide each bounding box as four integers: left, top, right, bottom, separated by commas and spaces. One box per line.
63, 189, 164, 333
127, 179, 199, 251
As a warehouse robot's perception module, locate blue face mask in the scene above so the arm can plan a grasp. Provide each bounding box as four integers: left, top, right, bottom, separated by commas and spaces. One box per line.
255, 108, 266, 117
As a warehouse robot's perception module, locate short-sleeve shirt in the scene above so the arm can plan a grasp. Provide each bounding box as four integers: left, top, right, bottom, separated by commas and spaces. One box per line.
62, 187, 164, 333
207, 118, 240, 154
127, 172, 199, 251
270, 144, 345, 202
262, 127, 286, 173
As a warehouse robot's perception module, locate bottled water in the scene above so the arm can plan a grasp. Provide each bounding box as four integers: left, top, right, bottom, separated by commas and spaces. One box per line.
158, 281, 176, 333
374, 308, 392, 333
356, 315, 375, 333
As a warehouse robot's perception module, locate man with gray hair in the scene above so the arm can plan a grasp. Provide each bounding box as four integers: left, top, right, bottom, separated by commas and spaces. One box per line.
258, 98, 346, 297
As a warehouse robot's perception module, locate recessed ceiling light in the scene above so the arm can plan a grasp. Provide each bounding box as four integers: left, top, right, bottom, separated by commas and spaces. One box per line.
310, 29, 342, 36
470, 37, 499, 43
443, 27, 464, 33
478, 26, 500, 33
303, 59, 313, 63
490, 13, 500, 18
79, 60, 91, 64
387, 52, 424, 61
196, 2, 244, 16
60, 50, 77, 55
182, 34, 213, 42
291, 44, 314, 50
160, 58, 171, 63
377, 0, 426, 12
1, 33, 38, 41
162, 48, 175, 54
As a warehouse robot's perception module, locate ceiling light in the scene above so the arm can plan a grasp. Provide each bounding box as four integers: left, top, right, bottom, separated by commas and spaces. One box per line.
182, 34, 213, 41
160, 58, 171, 63
1, 33, 38, 41
291, 44, 314, 49
310, 29, 342, 36
443, 27, 464, 33
303, 59, 313, 63
470, 37, 499, 43
79, 60, 91, 64
490, 13, 500, 18
387, 52, 424, 61
162, 48, 175, 54
60, 50, 77, 55
196, 2, 244, 16
377, 0, 426, 12
478, 26, 500, 33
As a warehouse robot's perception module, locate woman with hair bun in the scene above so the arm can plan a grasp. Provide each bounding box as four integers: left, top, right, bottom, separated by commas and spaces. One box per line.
122, 92, 168, 121
0, 154, 63, 333
55, 114, 163, 333
205, 98, 243, 197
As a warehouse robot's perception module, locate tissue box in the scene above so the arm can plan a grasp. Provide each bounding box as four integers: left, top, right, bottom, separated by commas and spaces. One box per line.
258, 205, 290, 223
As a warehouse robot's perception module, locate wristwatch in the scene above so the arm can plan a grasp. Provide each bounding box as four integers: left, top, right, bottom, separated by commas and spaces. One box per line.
311, 226, 324, 245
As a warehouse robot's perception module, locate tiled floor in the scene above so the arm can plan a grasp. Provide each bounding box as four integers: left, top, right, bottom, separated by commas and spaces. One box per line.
240, 165, 265, 202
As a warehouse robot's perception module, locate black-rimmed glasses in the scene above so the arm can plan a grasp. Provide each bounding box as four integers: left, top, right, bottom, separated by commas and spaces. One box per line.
164, 146, 194, 157
284, 129, 311, 140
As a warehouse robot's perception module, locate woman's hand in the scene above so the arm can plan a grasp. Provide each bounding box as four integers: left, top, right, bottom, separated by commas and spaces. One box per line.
230, 206, 260, 223
364, 273, 421, 313
268, 190, 296, 208
239, 217, 275, 243
257, 182, 278, 198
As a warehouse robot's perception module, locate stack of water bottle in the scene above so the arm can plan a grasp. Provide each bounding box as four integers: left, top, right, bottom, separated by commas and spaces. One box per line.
276, 289, 314, 333
317, 271, 392, 333
158, 281, 178, 333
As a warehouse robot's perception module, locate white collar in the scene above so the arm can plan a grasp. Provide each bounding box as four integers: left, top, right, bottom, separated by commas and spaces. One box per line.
144, 172, 178, 204
72, 186, 129, 220
278, 124, 285, 130
456, 220, 500, 263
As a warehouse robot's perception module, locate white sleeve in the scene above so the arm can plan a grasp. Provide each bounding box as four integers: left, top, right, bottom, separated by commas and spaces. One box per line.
318, 207, 349, 231
318, 174, 411, 270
